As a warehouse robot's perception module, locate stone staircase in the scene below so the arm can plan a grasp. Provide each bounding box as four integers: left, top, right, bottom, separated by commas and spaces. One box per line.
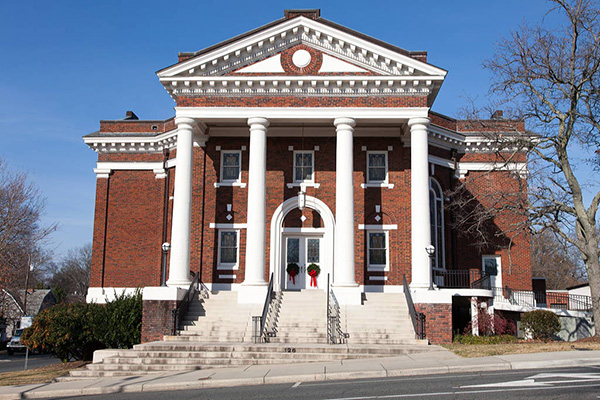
342, 292, 425, 345
69, 290, 430, 378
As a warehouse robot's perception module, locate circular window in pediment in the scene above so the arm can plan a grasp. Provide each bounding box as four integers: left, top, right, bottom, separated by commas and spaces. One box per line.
292, 50, 312, 68
281, 45, 323, 74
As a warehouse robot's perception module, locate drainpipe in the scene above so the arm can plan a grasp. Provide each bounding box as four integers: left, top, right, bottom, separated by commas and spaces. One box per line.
161, 148, 171, 285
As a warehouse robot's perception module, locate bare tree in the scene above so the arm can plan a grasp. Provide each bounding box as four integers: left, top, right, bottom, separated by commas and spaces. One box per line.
482, 0, 600, 331
48, 244, 92, 302
531, 230, 586, 289
0, 159, 57, 293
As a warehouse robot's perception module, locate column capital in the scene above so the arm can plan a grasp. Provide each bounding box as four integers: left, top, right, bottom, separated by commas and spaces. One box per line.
175, 117, 207, 135
333, 117, 356, 129
408, 117, 431, 128
247, 117, 270, 129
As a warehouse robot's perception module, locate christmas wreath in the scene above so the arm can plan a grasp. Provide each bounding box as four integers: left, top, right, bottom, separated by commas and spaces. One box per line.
307, 263, 320, 287
286, 263, 300, 284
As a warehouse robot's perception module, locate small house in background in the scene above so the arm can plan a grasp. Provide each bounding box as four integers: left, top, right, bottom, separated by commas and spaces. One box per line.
0, 289, 57, 342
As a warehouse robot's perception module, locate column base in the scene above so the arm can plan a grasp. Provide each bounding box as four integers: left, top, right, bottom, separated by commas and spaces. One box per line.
237, 283, 268, 304
166, 279, 192, 289
332, 285, 361, 305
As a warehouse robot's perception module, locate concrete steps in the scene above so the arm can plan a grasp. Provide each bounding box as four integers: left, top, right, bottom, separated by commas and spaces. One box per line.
71, 290, 428, 378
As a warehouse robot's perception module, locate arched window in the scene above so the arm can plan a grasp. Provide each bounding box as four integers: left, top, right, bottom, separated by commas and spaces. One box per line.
429, 178, 445, 270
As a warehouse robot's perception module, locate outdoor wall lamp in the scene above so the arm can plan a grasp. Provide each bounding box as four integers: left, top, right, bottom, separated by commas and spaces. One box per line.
297, 183, 307, 211
161, 242, 171, 286
425, 245, 435, 257
425, 245, 435, 290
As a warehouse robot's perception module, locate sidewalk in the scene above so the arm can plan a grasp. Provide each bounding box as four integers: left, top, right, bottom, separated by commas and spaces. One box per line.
1, 349, 600, 399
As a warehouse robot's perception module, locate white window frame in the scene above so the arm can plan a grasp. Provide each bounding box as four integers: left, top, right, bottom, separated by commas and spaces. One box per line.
217, 229, 240, 270
430, 178, 445, 271
293, 150, 315, 183
367, 151, 388, 184
361, 151, 394, 188
220, 150, 242, 184
367, 230, 389, 271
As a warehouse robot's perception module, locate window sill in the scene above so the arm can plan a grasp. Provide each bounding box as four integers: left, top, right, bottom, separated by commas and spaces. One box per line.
286, 182, 321, 189
217, 265, 239, 271
361, 183, 394, 189
214, 182, 247, 188
367, 265, 389, 272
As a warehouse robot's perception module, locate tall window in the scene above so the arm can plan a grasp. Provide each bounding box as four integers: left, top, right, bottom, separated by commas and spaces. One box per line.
367, 231, 388, 270
429, 178, 445, 270
367, 152, 387, 183
294, 151, 314, 182
221, 151, 241, 182
218, 230, 238, 268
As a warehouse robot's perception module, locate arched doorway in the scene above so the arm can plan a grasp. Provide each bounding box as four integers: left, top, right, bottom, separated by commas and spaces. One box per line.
269, 196, 335, 291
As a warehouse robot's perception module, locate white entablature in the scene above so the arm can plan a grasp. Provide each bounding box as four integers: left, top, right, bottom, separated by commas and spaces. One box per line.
157, 16, 447, 99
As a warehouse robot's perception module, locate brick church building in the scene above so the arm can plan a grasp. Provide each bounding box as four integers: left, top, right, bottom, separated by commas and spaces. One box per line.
84, 10, 532, 345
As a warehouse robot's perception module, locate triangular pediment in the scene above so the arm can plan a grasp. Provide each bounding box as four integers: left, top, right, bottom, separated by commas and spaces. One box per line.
158, 16, 447, 99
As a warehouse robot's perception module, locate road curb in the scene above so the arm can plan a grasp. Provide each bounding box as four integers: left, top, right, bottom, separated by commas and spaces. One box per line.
1, 357, 600, 399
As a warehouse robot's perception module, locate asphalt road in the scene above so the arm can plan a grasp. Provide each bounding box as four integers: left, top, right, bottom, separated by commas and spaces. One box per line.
0, 350, 60, 373
56, 365, 600, 400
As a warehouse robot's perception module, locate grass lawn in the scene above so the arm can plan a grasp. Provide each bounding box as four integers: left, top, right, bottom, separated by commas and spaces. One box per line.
0, 361, 87, 386
443, 341, 600, 358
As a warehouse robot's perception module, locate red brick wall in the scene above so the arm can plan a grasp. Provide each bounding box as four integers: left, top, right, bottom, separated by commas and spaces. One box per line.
100, 170, 165, 287
141, 299, 179, 343
456, 169, 532, 290
415, 303, 452, 344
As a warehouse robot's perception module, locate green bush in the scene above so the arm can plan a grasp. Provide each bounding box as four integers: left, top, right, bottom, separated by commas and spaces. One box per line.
453, 334, 518, 345
21, 290, 143, 361
98, 289, 143, 349
521, 310, 560, 341
21, 302, 104, 362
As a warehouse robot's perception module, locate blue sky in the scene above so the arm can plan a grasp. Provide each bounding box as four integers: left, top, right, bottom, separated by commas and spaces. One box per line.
0, 0, 556, 257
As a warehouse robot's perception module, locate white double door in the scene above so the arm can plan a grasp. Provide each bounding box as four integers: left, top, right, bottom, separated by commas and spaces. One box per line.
284, 236, 321, 290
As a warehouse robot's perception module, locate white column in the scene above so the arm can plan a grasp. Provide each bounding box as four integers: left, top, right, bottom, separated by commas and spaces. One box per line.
408, 117, 432, 289
167, 117, 198, 287
243, 117, 270, 286
333, 117, 358, 287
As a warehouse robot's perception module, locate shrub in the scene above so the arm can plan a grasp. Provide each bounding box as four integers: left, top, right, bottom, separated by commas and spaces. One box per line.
21, 302, 104, 362
98, 289, 143, 349
521, 310, 560, 341
463, 302, 516, 336
454, 334, 518, 345
21, 290, 143, 361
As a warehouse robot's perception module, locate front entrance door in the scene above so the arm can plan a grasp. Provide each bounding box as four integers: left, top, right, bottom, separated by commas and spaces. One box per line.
482, 255, 502, 289
285, 237, 321, 290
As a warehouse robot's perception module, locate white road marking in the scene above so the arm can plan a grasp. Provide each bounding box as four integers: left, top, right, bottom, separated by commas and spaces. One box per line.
460, 372, 600, 389
0, 360, 9, 363
292, 382, 302, 388
324, 382, 600, 399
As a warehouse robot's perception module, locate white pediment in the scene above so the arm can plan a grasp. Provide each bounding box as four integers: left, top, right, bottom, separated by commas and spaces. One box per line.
157, 16, 447, 98
235, 54, 285, 73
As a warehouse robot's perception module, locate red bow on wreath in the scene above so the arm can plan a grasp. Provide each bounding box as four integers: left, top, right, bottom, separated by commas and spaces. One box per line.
289, 270, 297, 284
307, 263, 320, 287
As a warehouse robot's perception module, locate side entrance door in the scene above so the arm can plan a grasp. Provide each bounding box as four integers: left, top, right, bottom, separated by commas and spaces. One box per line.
284, 236, 321, 290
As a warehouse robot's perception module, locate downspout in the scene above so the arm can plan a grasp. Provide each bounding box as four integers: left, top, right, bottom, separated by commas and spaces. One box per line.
101, 175, 111, 289
198, 133, 208, 278
161, 148, 171, 285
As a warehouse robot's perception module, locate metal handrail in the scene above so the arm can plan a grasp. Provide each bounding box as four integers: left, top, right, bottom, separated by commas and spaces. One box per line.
253, 273, 275, 343
493, 286, 593, 312
327, 274, 348, 344
171, 272, 200, 335
433, 269, 491, 289
403, 275, 426, 340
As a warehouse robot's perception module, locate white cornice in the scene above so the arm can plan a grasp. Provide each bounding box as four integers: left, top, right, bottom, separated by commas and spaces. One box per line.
93, 161, 176, 179
457, 162, 528, 179
162, 75, 442, 97
175, 106, 429, 122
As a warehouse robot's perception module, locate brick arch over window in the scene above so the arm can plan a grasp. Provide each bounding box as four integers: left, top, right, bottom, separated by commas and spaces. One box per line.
269, 196, 335, 291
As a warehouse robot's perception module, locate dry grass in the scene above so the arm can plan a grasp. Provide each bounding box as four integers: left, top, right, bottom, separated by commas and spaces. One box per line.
443, 341, 600, 358
0, 361, 87, 386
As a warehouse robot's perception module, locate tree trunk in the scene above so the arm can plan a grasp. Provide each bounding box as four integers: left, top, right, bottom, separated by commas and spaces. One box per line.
586, 252, 600, 336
